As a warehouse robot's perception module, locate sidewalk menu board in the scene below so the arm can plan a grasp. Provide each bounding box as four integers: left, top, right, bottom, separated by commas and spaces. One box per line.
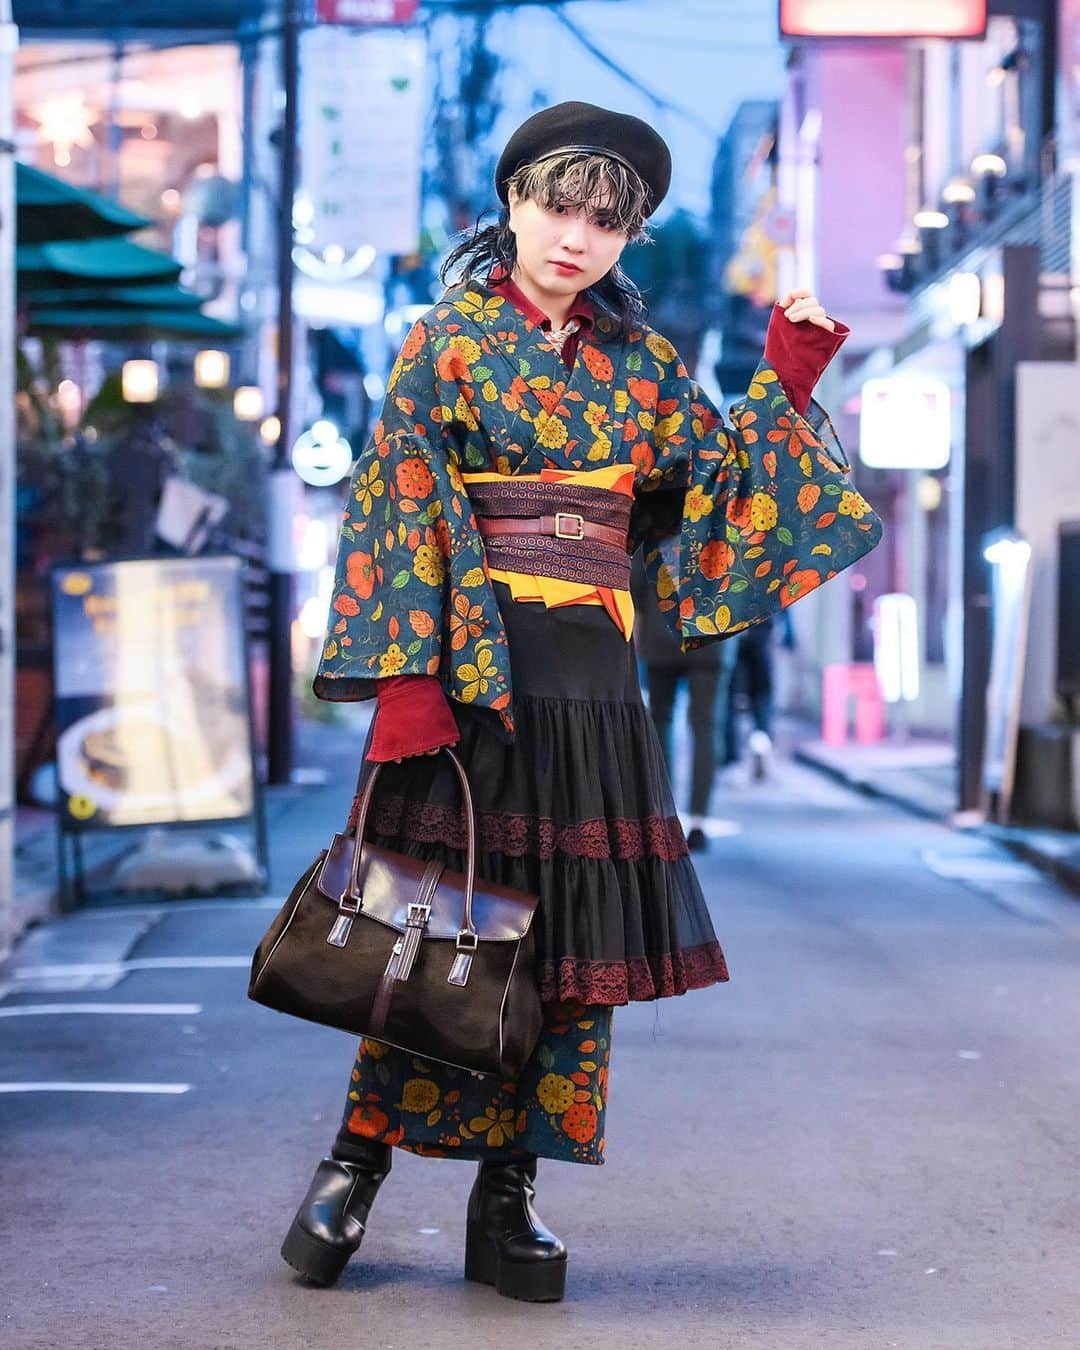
51, 556, 255, 829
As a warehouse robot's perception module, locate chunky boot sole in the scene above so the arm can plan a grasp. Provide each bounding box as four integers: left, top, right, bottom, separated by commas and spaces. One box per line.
280, 1219, 354, 1287
464, 1219, 567, 1302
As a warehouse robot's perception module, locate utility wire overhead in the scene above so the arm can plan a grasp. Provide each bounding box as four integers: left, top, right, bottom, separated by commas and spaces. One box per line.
551, 8, 719, 138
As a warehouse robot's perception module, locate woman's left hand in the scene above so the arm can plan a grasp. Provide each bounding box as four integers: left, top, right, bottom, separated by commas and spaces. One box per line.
778, 289, 835, 333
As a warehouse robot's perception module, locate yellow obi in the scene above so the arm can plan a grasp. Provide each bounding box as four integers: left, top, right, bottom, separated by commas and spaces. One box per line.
462, 463, 636, 640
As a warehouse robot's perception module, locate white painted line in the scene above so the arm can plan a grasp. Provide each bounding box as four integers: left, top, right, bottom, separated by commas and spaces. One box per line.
0, 1082, 191, 1095
0, 1003, 202, 1018
128, 956, 251, 970
13, 956, 250, 980
74, 899, 278, 917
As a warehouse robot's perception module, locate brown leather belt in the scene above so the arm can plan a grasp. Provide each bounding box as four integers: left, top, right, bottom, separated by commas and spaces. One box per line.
476, 512, 628, 552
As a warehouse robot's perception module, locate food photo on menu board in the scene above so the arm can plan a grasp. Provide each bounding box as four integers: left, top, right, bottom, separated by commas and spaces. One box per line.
50, 555, 256, 829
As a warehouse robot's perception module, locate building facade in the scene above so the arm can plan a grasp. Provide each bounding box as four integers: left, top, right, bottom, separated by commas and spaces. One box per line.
779, 0, 1080, 826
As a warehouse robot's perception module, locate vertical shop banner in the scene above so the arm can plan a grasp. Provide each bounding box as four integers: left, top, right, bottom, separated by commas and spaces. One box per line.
300, 26, 425, 255
1061, 0, 1080, 166
51, 556, 255, 829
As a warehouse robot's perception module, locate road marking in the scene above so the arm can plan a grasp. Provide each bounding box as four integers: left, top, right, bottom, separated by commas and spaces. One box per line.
0, 1003, 202, 1018
0, 1082, 191, 1094
13, 956, 251, 980
922, 850, 1041, 883
57, 899, 279, 919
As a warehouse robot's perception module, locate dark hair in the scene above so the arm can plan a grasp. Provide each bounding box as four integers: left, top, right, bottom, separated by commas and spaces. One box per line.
440, 150, 652, 340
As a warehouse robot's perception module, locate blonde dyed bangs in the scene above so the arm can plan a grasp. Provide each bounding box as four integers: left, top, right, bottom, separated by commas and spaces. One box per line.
507, 150, 652, 241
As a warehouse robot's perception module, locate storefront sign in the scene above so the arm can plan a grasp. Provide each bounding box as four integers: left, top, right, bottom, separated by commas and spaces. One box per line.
317, 0, 419, 23
300, 27, 425, 255
859, 376, 952, 471
51, 557, 255, 828
1060, 0, 1080, 166
780, 0, 987, 39
291, 420, 353, 487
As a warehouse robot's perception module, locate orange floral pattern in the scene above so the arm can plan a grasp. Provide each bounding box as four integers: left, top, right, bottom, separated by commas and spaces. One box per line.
341, 999, 613, 1166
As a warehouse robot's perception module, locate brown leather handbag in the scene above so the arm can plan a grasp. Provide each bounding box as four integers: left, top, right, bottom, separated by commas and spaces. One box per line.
247, 748, 544, 1079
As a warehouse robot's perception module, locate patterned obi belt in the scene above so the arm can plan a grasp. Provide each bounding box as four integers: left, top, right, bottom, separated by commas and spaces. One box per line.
462, 463, 636, 639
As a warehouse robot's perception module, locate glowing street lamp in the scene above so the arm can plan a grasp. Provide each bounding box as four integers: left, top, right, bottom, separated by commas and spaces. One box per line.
233, 386, 265, 422
29, 92, 96, 168
971, 153, 1008, 178
122, 360, 159, 403
194, 349, 230, 389
943, 180, 976, 204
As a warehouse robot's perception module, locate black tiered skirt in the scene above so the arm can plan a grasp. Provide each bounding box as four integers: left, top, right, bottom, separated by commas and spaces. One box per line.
359, 581, 730, 1007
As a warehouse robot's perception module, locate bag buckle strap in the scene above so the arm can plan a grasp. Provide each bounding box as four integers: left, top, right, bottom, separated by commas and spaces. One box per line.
394, 867, 441, 983
406, 901, 432, 926
326, 865, 363, 947
448, 927, 479, 988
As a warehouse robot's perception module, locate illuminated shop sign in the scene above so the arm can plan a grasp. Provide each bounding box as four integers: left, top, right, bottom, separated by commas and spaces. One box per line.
779, 0, 987, 40
317, 0, 419, 23
859, 377, 952, 470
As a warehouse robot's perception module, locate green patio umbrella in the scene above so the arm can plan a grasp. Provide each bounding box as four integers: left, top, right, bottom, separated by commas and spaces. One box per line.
23, 283, 207, 310
25, 306, 243, 341
17, 236, 182, 291
16, 162, 152, 243
14, 171, 243, 345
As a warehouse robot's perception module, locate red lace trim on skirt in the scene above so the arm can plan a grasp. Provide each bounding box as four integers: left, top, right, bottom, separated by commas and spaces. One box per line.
538, 941, 730, 1006
358, 793, 689, 862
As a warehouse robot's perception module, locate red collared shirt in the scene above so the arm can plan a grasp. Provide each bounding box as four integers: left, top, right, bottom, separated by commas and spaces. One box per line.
488, 270, 594, 370
489, 269, 846, 413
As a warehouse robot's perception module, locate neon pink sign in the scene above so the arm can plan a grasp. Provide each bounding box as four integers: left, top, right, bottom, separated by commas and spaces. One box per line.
780, 0, 987, 39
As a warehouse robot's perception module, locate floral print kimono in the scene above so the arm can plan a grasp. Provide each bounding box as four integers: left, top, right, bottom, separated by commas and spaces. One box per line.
315, 278, 883, 1166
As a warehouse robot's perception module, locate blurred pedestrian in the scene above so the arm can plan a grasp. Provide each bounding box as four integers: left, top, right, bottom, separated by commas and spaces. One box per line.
725, 614, 776, 779
279, 99, 875, 1304
632, 554, 737, 850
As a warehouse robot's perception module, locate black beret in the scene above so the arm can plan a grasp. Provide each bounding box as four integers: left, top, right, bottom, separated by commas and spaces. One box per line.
495, 101, 672, 217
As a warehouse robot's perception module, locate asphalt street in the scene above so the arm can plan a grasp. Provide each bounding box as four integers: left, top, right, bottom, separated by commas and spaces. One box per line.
4, 743, 1080, 1350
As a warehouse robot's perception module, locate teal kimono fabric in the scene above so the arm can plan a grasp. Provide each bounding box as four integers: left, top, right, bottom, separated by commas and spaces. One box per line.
314, 279, 883, 725
343, 999, 612, 1166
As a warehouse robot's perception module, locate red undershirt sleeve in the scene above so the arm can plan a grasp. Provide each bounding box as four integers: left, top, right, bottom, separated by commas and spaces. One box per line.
367, 674, 460, 762
764, 303, 850, 415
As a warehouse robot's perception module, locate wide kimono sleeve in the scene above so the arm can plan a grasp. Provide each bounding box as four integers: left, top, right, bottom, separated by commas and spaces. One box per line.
635, 344, 884, 648
312, 317, 513, 723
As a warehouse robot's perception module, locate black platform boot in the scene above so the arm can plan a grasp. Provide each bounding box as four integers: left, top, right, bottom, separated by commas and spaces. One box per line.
464, 1156, 568, 1302
280, 1132, 392, 1286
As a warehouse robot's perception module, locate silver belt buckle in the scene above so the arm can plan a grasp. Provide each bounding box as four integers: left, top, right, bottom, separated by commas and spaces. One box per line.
554, 511, 585, 540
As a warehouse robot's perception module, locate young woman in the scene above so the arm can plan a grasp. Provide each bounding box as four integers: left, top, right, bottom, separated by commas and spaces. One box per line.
281, 100, 882, 1303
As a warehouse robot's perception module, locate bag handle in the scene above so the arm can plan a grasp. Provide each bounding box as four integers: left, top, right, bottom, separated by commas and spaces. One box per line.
341, 748, 479, 952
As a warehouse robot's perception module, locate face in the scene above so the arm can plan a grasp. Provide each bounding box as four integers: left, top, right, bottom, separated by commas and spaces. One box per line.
507, 183, 629, 302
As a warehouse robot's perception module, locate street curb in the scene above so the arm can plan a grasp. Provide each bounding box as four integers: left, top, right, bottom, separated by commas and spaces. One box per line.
982, 825, 1080, 897
791, 745, 944, 822
4, 882, 58, 955
793, 745, 1080, 897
